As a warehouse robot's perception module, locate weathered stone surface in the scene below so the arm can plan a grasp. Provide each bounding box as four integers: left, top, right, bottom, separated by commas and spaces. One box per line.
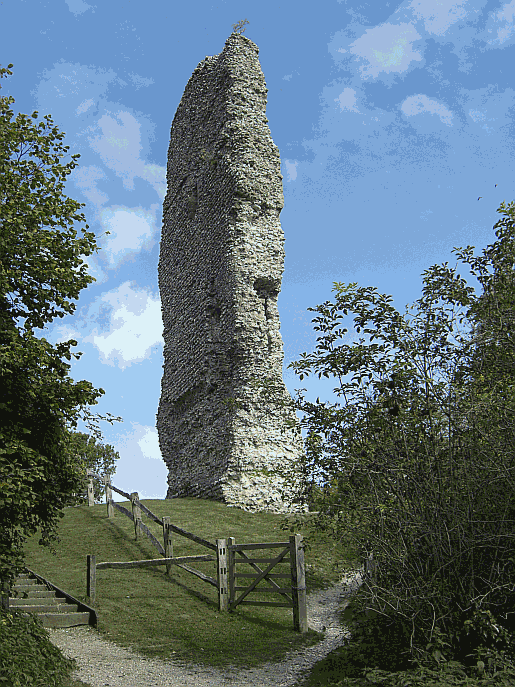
157, 32, 309, 513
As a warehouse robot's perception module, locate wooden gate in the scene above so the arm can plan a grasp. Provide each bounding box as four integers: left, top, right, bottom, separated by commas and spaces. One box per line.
223, 534, 307, 632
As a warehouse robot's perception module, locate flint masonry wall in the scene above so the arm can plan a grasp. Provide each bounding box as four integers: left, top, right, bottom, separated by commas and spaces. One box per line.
157, 32, 309, 513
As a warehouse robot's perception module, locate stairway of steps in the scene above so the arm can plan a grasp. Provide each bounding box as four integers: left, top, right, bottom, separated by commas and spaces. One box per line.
8, 572, 95, 629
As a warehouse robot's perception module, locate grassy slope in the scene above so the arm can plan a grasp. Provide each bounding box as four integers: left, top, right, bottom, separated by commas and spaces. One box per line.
21, 498, 362, 676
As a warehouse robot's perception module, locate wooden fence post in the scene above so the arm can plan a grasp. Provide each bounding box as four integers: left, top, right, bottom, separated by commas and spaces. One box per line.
87, 475, 94, 507
216, 538, 228, 612
162, 516, 173, 576
87, 555, 96, 604
290, 534, 307, 633
105, 475, 114, 518
131, 492, 141, 539
227, 537, 235, 607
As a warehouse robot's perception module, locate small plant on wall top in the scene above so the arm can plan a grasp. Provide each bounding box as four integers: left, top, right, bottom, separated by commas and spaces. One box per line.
232, 19, 249, 34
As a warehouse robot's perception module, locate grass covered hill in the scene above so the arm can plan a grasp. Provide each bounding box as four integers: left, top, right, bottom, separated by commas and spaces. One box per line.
18, 497, 360, 671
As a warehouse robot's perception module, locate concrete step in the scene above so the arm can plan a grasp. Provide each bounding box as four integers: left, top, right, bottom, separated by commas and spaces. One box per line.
7, 571, 96, 628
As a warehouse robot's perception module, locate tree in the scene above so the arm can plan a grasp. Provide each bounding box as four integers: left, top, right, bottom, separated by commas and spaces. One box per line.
61, 428, 120, 506
244, 201, 515, 677
0, 63, 122, 596
453, 226, 514, 421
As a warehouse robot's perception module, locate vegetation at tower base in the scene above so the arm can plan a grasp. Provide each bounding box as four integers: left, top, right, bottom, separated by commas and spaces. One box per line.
0, 62, 123, 599
248, 201, 515, 683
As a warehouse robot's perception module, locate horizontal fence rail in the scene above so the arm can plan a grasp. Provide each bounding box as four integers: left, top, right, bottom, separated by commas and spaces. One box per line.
82, 471, 308, 631
86, 552, 220, 606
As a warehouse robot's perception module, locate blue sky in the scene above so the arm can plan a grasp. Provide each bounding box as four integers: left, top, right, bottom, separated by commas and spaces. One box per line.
2, 0, 514, 502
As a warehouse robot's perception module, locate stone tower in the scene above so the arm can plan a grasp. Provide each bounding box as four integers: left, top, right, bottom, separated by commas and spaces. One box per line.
157, 32, 308, 513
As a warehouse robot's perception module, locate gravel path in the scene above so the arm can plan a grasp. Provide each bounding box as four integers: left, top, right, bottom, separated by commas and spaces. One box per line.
45, 569, 364, 687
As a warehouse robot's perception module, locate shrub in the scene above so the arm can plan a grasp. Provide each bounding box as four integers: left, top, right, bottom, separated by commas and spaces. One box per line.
0, 607, 78, 686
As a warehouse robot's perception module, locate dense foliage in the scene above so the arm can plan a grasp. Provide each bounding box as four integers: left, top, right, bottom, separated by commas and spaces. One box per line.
265, 202, 515, 681
0, 62, 122, 597
0, 609, 79, 687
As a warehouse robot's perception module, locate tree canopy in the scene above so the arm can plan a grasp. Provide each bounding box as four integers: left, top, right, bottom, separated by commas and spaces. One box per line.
248, 200, 515, 677
61, 428, 120, 506
0, 63, 122, 594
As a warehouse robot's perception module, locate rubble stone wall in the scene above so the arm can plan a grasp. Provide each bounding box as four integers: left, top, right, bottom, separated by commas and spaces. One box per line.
157, 32, 309, 513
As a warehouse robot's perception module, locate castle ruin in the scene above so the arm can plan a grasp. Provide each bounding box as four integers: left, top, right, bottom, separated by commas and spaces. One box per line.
156, 32, 309, 513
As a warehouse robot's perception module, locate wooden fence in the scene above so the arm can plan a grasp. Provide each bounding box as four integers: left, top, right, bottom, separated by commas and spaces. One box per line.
83, 470, 308, 632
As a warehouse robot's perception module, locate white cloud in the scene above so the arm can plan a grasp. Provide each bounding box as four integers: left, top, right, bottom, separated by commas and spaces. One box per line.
401, 94, 454, 126
283, 160, 299, 182
98, 205, 157, 267
115, 422, 162, 463
32, 62, 165, 200
334, 87, 361, 113
74, 164, 109, 209
76, 98, 96, 115
136, 425, 162, 461
87, 111, 165, 195
348, 22, 423, 79
83, 281, 163, 369
407, 0, 469, 36
65, 0, 96, 17
485, 0, 515, 45
106, 422, 167, 500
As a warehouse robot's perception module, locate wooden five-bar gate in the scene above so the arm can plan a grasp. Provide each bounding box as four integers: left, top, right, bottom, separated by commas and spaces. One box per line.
83, 470, 307, 632
226, 538, 306, 632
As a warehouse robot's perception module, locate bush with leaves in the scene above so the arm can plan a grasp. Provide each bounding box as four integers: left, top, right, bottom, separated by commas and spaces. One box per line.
251, 202, 515, 680
0, 608, 79, 687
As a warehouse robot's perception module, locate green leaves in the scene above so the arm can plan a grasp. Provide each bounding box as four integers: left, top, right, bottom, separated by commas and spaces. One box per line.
0, 65, 123, 594
61, 428, 121, 506
251, 200, 515, 675
0, 96, 98, 332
